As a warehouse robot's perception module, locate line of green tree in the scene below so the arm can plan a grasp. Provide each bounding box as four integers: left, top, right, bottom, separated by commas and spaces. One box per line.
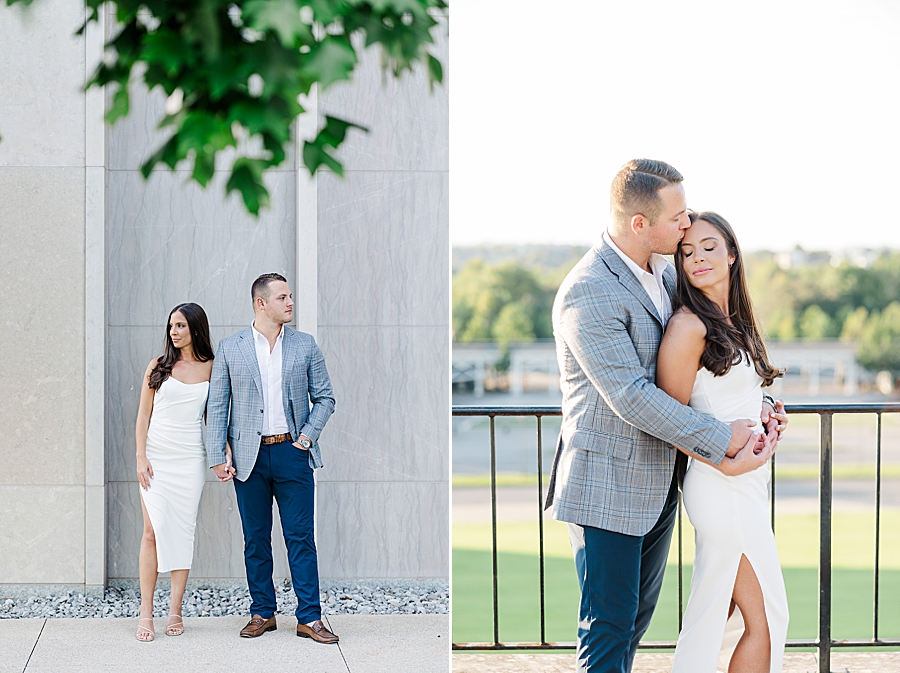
452, 247, 900, 376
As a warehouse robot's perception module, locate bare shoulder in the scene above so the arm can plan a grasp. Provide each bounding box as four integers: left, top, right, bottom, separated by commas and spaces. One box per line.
666, 308, 707, 339
144, 358, 159, 378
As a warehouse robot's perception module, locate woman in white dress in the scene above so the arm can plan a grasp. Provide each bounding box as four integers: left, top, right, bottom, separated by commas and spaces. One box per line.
657, 211, 789, 672
134, 303, 219, 641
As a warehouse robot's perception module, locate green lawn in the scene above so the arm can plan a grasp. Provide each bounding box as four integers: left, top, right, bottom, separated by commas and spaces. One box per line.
452, 512, 900, 644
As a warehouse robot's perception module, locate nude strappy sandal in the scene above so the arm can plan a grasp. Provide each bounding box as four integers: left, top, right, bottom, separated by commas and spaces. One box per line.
166, 614, 184, 637
136, 617, 155, 642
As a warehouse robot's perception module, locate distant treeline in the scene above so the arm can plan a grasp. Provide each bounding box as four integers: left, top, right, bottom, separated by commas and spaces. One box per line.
452, 245, 900, 375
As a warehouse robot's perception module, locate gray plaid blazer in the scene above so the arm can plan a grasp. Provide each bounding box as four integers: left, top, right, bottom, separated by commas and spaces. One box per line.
545, 242, 732, 536
206, 326, 335, 481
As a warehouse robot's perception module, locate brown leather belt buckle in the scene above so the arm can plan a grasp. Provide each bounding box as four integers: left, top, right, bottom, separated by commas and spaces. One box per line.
261, 433, 292, 445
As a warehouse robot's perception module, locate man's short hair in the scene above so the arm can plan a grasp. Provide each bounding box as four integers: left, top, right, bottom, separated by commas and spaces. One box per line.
251, 273, 287, 302
610, 159, 683, 227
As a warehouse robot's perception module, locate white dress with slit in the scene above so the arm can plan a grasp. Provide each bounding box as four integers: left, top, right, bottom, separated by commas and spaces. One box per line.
671, 357, 789, 673
140, 377, 208, 573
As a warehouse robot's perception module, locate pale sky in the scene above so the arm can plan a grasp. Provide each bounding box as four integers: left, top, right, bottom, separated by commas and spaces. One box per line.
451, 0, 900, 251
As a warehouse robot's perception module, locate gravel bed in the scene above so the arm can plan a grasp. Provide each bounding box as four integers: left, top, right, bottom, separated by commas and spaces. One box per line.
0, 582, 448, 619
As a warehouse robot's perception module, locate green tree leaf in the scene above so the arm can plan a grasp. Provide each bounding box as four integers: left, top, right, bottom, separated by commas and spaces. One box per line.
243, 0, 313, 47
226, 158, 271, 215
300, 36, 357, 90
302, 115, 367, 175
427, 52, 442, 90
107, 87, 131, 124
2, 0, 447, 215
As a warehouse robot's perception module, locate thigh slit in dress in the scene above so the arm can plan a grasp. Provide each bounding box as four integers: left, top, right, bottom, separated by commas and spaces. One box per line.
671, 358, 789, 673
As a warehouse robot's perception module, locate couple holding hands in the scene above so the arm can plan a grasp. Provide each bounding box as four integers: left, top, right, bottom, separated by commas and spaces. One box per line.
546, 159, 791, 672
134, 273, 337, 645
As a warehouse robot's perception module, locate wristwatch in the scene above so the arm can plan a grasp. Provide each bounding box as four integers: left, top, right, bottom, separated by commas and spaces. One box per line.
297, 437, 312, 449
762, 393, 777, 408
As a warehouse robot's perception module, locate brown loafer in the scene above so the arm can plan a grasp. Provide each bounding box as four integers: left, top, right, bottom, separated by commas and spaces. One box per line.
296, 619, 339, 644
240, 614, 277, 638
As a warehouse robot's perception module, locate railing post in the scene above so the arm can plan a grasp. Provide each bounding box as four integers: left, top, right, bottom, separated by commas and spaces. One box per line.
490, 415, 500, 646
875, 412, 882, 641
536, 416, 547, 646
819, 413, 833, 673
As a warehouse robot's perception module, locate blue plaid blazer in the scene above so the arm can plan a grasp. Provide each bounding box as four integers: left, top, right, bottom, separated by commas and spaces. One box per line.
206, 326, 335, 481
545, 242, 732, 535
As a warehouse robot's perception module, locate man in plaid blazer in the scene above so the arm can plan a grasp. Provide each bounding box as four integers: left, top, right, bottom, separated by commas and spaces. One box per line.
207, 273, 337, 643
545, 160, 780, 672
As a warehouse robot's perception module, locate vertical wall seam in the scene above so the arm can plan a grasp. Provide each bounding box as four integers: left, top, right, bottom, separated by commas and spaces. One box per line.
295, 86, 319, 538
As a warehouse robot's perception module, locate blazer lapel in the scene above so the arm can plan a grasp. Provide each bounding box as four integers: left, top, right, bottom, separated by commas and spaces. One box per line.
598, 243, 663, 326
662, 264, 677, 302
237, 329, 264, 398
281, 329, 297, 393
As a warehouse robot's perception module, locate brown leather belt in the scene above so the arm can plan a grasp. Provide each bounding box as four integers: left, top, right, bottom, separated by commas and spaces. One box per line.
261, 433, 292, 445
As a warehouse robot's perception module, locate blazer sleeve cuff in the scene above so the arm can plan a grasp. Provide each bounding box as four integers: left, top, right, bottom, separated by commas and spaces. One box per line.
299, 423, 320, 442
207, 451, 227, 468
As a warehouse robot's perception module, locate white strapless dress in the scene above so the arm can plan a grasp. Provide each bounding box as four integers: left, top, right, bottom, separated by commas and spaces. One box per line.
140, 376, 208, 573
671, 358, 789, 673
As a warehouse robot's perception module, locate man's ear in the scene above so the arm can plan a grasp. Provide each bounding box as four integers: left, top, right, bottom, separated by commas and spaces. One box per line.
630, 213, 648, 235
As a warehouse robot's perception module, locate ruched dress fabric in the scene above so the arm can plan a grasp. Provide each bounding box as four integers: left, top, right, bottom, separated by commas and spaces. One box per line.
140, 377, 209, 573
671, 357, 789, 673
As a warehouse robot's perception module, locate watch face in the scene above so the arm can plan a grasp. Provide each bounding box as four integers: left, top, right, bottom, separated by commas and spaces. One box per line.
301, 439, 311, 448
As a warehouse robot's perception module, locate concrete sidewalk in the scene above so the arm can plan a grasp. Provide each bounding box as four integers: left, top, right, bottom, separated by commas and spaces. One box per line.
1, 614, 449, 672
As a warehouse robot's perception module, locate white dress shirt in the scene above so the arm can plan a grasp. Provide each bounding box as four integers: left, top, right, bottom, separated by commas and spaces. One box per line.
603, 230, 672, 325
252, 322, 289, 435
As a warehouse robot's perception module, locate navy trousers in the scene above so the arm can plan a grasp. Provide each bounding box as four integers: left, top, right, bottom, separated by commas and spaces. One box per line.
233, 440, 320, 624
568, 474, 679, 673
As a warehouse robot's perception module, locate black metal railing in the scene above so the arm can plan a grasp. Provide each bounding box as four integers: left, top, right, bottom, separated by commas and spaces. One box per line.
452, 403, 900, 673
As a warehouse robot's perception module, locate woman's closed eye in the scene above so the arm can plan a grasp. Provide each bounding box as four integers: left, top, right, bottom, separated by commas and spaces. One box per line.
684, 246, 716, 258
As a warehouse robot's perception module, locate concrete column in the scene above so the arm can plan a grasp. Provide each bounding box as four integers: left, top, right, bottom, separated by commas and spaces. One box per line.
474, 361, 485, 398
510, 353, 523, 395
808, 360, 820, 396
84, 6, 107, 595
844, 358, 858, 396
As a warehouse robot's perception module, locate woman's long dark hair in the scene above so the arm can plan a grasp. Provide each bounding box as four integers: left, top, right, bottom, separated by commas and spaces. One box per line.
673, 211, 782, 387
148, 303, 214, 390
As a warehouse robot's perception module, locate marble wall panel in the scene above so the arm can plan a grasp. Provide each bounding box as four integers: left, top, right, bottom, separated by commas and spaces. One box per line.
319, 21, 449, 172
316, 481, 447, 578
107, 73, 296, 172
107, 326, 157, 484
0, 486, 84, 583
105, 481, 142, 579
191, 481, 248, 579
0, 0, 85, 167
0, 167, 85, 485
107, 170, 295, 326
317, 171, 449, 328
107, 325, 254, 483
105, 78, 169, 173
316, 326, 448, 483
107, 480, 292, 580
